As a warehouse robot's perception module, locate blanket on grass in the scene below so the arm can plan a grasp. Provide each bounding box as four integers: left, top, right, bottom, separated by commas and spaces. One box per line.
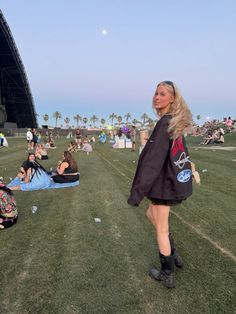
7, 176, 79, 191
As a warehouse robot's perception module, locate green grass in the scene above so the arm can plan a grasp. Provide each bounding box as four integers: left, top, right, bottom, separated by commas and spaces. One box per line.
0, 136, 236, 313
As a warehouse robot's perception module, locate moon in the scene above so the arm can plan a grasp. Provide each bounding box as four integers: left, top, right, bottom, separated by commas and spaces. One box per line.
102, 29, 107, 35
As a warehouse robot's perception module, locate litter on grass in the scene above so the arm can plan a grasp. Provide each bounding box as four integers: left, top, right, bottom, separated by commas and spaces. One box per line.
94, 218, 101, 223
31, 206, 38, 213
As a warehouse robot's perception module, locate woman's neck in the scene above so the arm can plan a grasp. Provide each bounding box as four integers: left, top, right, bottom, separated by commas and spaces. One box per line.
159, 110, 171, 117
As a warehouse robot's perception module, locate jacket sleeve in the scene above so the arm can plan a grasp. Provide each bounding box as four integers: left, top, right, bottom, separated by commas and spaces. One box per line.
128, 119, 170, 206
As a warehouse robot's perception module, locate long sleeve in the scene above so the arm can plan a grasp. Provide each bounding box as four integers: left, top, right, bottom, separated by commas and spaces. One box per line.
128, 117, 170, 206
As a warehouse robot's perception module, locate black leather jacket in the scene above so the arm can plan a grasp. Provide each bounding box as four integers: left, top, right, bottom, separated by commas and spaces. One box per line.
128, 114, 192, 206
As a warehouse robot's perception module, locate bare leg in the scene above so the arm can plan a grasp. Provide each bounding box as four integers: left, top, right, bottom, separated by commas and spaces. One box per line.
152, 204, 171, 256
9, 186, 21, 191
146, 203, 156, 226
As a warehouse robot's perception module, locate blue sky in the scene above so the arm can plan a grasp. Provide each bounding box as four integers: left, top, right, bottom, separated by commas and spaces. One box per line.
1, 0, 236, 126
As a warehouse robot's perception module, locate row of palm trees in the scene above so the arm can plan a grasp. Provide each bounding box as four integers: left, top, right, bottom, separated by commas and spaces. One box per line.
41, 112, 155, 128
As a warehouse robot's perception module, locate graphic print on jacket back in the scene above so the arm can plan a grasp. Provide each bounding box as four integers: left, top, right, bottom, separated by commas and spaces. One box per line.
171, 137, 192, 183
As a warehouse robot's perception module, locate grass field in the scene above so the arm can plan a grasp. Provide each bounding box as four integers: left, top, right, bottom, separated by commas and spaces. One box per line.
0, 135, 236, 314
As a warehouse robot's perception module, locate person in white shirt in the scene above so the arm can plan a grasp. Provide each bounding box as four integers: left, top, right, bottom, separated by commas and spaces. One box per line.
26, 129, 33, 150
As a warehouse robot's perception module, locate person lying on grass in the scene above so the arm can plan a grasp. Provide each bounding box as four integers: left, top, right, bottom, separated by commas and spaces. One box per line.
0, 180, 18, 230
8, 153, 51, 191
51, 151, 79, 184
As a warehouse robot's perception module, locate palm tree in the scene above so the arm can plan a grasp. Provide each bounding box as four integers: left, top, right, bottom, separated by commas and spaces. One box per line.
100, 118, 106, 128
74, 114, 82, 128
90, 115, 99, 128
124, 113, 131, 124
43, 114, 49, 125
53, 111, 62, 127
141, 113, 149, 126
64, 117, 70, 128
109, 113, 117, 125
83, 117, 88, 128
117, 115, 122, 125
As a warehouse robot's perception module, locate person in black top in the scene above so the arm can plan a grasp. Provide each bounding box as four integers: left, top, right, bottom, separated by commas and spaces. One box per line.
52, 151, 79, 183
31, 128, 38, 148
8, 153, 51, 191
128, 81, 193, 288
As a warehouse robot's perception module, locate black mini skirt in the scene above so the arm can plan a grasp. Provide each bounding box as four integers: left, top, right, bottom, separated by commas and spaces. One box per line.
148, 197, 185, 206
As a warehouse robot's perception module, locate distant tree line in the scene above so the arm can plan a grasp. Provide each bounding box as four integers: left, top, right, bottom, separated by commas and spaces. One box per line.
40, 112, 159, 129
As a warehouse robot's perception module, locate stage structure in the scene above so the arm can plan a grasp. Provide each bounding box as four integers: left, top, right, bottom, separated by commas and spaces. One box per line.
0, 10, 37, 128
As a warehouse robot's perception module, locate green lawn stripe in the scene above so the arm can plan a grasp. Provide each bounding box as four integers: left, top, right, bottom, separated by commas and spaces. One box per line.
96, 143, 236, 263
171, 209, 236, 262
1, 136, 236, 313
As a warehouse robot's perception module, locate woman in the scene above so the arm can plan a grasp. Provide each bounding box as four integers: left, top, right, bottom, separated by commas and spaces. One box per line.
8, 153, 51, 191
213, 128, 225, 144
128, 81, 193, 288
82, 140, 93, 155
0, 180, 18, 229
52, 151, 79, 183
35, 144, 48, 160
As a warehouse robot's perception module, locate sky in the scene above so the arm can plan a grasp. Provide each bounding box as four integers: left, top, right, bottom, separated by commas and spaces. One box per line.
1, 0, 236, 127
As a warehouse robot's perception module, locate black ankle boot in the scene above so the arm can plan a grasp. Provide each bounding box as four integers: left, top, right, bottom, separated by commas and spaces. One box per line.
149, 253, 175, 288
169, 234, 183, 269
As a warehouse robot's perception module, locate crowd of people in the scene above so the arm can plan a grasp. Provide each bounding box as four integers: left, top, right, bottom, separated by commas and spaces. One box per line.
26, 128, 56, 151
1, 125, 138, 231
0, 129, 85, 230
68, 130, 94, 154
201, 127, 225, 145
190, 116, 236, 145
1, 103, 234, 292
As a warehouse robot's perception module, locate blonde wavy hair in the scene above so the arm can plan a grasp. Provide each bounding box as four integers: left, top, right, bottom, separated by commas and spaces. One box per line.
154, 81, 193, 139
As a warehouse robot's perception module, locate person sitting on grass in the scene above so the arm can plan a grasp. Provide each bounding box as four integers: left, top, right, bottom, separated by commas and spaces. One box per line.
81, 138, 93, 155
49, 138, 56, 148
45, 138, 56, 149
0, 179, 18, 230
213, 128, 225, 144
52, 151, 79, 183
35, 144, 48, 160
68, 141, 78, 153
201, 130, 216, 145
8, 153, 51, 191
